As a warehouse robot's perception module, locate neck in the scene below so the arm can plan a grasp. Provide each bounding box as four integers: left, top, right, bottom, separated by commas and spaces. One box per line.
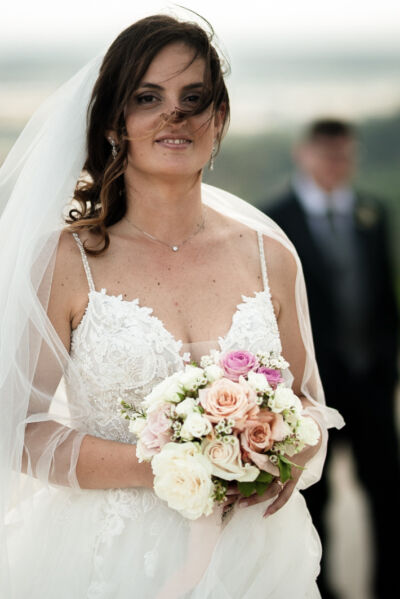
123, 171, 204, 244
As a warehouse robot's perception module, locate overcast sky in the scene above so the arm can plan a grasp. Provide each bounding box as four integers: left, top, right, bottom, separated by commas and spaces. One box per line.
1, 1, 400, 135
2, 0, 400, 54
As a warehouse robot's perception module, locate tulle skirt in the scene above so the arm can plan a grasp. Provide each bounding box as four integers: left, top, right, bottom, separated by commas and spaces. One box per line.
5, 485, 321, 598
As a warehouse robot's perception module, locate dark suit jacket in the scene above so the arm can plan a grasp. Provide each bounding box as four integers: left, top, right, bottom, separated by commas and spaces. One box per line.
266, 187, 399, 392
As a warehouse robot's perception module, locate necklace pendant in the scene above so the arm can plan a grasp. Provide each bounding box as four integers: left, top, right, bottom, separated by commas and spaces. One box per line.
171, 245, 179, 252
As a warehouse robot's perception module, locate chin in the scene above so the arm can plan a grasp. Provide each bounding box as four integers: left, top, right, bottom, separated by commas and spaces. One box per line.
151, 162, 204, 179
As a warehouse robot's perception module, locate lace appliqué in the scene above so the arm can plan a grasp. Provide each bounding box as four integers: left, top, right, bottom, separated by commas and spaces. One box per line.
143, 520, 164, 579
67, 286, 282, 443
68, 290, 185, 443
87, 488, 158, 597
219, 290, 282, 357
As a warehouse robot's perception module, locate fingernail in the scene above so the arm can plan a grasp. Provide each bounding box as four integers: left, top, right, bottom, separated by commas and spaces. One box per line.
239, 501, 248, 508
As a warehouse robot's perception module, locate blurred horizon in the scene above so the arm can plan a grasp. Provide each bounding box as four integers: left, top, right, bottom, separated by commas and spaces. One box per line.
1, 43, 400, 141
1, 1, 400, 268
2, 1, 400, 139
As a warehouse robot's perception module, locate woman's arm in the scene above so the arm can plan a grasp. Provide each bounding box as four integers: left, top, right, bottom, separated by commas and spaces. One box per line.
22, 232, 153, 490
236, 237, 323, 516
76, 435, 153, 489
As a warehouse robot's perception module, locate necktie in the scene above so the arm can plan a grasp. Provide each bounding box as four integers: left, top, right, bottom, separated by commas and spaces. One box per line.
324, 195, 337, 235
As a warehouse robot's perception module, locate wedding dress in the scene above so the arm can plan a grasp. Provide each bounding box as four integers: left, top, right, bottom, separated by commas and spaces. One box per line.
5, 229, 322, 599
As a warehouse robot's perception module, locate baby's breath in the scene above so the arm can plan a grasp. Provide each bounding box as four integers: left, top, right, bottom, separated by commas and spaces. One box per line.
212, 479, 228, 502
215, 418, 235, 438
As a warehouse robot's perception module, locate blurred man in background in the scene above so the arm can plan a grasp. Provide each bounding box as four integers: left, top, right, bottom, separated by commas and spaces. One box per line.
266, 119, 399, 599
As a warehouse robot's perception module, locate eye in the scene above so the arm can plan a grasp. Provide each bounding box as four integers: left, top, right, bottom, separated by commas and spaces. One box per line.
182, 94, 201, 105
136, 94, 160, 105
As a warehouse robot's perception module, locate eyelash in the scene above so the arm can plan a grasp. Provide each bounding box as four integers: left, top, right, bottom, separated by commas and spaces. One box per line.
135, 94, 201, 106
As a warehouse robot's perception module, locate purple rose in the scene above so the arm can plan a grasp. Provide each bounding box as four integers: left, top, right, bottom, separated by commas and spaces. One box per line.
220, 350, 259, 382
256, 367, 284, 389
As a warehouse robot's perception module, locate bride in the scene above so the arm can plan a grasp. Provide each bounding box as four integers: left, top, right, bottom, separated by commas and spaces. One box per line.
0, 13, 343, 598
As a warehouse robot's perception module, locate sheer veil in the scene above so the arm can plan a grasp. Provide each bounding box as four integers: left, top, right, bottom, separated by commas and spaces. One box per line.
0, 46, 344, 589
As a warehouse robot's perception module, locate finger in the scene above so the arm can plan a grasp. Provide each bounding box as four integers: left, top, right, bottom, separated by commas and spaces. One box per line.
238, 482, 281, 508
222, 493, 240, 508
263, 481, 295, 517
222, 497, 236, 508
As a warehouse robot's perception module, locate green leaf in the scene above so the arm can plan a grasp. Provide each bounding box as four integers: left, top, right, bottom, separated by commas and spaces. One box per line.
255, 481, 271, 496
280, 455, 306, 471
237, 482, 256, 497
256, 471, 274, 484
277, 456, 292, 483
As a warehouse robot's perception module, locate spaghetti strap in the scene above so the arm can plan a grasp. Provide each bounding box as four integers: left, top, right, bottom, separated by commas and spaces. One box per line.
72, 232, 96, 292
257, 230, 269, 292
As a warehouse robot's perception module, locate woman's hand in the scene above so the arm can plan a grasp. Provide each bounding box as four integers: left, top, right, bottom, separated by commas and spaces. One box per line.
224, 435, 322, 518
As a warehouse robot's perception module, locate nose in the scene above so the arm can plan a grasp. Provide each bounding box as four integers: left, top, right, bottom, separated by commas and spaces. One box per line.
160, 107, 188, 126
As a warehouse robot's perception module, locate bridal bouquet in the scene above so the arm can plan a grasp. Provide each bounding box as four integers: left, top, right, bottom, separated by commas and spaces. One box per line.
121, 350, 320, 520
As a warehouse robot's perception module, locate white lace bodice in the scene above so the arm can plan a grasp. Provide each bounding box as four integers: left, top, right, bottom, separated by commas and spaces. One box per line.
67, 232, 282, 443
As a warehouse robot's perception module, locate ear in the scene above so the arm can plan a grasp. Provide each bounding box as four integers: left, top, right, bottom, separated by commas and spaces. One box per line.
105, 130, 118, 144
214, 102, 227, 135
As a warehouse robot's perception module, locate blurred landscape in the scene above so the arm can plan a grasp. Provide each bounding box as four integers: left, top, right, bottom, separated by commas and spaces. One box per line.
204, 111, 400, 292
1, 46, 400, 293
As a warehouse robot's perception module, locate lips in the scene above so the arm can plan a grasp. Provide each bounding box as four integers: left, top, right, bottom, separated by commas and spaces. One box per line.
155, 136, 192, 149
156, 138, 191, 144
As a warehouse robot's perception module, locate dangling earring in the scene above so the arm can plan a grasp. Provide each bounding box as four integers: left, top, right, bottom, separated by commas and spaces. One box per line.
209, 140, 217, 171
108, 136, 118, 160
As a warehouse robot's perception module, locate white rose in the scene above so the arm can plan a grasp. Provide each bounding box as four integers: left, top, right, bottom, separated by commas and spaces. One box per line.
179, 365, 207, 392
283, 411, 301, 431
270, 387, 302, 414
247, 371, 272, 393
174, 397, 198, 418
128, 417, 147, 435
202, 436, 259, 482
204, 364, 224, 383
180, 413, 212, 441
296, 417, 321, 446
152, 442, 214, 520
144, 373, 183, 411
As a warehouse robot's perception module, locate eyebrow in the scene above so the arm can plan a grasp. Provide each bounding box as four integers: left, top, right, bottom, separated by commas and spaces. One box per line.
137, 82, 205, 91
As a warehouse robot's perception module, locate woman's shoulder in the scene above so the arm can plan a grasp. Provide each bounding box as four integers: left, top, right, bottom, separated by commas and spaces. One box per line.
259, 233, 298, 309
52, 229, 92, 303
56, 228, 100, 270
56, 230, 85, 277
262, 233, 297, 271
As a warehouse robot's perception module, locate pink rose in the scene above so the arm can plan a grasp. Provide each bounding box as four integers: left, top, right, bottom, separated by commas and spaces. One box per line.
256, 367, 284, 389
240, 410, 287, 476
140, 405, 172, 458
220, 350, 259, 382
199, 378, 259, 429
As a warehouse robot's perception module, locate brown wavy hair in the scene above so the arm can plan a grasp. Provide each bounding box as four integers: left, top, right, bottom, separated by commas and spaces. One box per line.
66, 14, 230, 255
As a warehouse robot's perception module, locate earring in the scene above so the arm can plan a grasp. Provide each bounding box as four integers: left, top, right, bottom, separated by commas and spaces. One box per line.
209, 140, 217, 171
108, 136, 118, 160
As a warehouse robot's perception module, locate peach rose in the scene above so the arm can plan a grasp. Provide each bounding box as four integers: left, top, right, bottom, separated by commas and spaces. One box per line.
199, 378, 259, 429
240, 410, 287, 476
244, 410, 287, 452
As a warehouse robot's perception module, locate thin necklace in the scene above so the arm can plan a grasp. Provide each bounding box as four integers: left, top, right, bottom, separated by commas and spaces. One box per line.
124, 210, 206, 252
